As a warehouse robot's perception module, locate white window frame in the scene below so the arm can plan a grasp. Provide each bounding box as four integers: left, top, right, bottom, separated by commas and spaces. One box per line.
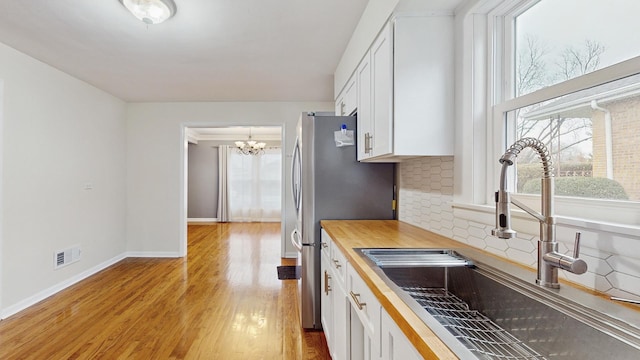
487, 0, 640, 227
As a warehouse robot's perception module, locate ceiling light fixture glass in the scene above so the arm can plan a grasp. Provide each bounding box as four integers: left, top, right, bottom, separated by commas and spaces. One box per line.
119, 0, 177, 25
235, 129, 266, 156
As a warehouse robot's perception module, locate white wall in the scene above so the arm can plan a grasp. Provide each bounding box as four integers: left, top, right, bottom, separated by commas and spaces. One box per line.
125, 102, 332, 258
0, 43, 127, 316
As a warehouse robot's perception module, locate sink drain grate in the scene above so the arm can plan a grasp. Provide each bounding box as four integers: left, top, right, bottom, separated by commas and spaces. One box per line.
401, 286, 547, 360
361, 249, 474, 268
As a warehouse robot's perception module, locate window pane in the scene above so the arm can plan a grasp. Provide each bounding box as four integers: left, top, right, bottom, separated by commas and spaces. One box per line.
509, 75, 640, 202
515, 0, 640, 96
228, 148, 282, 221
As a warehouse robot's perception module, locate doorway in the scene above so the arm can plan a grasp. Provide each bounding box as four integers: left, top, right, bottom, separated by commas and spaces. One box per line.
182, 126, 285, 256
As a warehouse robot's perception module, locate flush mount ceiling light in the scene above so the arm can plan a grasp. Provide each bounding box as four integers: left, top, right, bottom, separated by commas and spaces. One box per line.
119, 0, 177, 25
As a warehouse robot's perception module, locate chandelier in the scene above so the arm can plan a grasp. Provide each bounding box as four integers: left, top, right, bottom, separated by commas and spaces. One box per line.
235, 129, 266, 156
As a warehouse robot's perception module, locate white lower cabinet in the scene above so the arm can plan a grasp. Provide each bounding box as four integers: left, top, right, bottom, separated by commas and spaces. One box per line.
347, 264, 381, 360
333, 275, 350, 360
381, 310, 422, 360
321, 229, 350, 359
320, 244, 334, 353
321, 228, 421, 360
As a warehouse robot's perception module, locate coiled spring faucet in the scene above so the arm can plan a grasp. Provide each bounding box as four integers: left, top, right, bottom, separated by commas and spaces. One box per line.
492, 138, 587, 288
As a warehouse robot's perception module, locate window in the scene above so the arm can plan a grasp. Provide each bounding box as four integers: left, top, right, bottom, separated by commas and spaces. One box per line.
228, 148, 282, 222
514, 0, 640, 96
492, 0, 640, 225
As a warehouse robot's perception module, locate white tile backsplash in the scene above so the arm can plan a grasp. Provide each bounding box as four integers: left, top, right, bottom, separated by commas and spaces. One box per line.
398, 156, 640, 299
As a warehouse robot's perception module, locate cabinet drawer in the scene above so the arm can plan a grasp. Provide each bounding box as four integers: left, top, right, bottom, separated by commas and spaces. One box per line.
347, 264, 381, 339
330, 242, 348, 287
320, 228, 332, 259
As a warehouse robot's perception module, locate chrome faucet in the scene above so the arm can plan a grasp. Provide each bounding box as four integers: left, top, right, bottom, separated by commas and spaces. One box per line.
492, 138, 587, 289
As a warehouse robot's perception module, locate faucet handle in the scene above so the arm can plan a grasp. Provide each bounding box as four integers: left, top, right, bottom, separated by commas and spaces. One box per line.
573, 232, 582, 258
570, 232, 588, 274
542, 232, 588, 275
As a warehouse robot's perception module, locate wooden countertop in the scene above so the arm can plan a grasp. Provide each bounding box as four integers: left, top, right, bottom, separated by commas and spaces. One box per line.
320, 220, 469, 359
321, 219, 640, 359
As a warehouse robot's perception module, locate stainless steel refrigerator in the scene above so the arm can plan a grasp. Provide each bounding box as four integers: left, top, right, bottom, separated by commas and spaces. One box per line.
290, 112, 395, 329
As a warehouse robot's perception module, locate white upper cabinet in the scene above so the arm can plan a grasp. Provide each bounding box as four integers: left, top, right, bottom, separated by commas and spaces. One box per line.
370, 22, 394, 159
350, 15, 455, 162
392, 15, 454, 159
335, 75, 357, 116
357, 51, 373, 161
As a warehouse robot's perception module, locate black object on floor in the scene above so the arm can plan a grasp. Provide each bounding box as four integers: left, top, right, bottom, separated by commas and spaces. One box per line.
277, 265, 300, 280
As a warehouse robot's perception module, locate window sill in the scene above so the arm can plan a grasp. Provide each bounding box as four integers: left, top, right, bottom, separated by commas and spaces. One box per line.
451, 202, 640, 238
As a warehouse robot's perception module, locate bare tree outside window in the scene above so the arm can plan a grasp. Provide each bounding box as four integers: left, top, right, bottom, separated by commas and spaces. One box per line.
556, 40, 605, 82
514, 36, 602, 168
512, 33, 638, 201
516, 34, 550, 97
502, 0, 640, 211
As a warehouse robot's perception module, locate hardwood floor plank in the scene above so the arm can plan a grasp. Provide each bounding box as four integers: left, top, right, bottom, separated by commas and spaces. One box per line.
0, 223, 330, 359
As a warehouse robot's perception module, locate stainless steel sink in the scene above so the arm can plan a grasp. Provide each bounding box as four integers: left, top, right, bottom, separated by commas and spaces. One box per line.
357, 248, 640, 360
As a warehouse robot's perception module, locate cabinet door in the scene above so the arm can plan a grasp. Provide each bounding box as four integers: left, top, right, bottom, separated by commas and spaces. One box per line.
370, 22, 393, 158
344, 76, 357, 116
333, 278, 350, 360
357, 51, 372, 161
320, 249, 333, 354
347, 264, 381, 359
351, 306, 382, 360
335, 93, 345, 116
381, 310, 422, 360
393, 15, 454, 156
337, 77, 356, 117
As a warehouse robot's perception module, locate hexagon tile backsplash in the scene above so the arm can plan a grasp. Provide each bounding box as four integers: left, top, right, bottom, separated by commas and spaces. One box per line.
398, 156, 640, 300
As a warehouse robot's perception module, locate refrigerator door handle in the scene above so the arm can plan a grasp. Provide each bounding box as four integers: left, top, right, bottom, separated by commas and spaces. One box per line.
290, 229, 303, 252
291, 138, 302, 213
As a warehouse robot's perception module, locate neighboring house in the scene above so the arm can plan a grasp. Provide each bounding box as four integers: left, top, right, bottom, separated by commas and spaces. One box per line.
591, 95, 640, 200
520, 74, 640, 200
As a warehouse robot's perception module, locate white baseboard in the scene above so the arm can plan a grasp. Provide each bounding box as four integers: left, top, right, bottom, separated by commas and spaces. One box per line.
0, 251, 186, 320
187, 218, 218, 223
283, 251, 298, 259
125, 251, 183, 258
1, 252, 127, 320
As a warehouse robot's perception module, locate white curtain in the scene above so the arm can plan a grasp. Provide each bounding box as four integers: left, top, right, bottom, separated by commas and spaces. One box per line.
227, 147, 282, 222
217, 145, 230, 222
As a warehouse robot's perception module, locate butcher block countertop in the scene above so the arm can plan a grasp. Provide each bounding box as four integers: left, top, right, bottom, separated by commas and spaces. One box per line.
320, 219, 640, 359
320, 219, 469, 359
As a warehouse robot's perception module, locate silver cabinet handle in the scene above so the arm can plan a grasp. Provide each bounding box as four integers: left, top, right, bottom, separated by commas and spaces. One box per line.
324, 271, 332, 295
364, 132, 372, 154
332, 259, 342, 269
350, 291, 366, 310
290, 139, 301, 211
321, 242, 328, 249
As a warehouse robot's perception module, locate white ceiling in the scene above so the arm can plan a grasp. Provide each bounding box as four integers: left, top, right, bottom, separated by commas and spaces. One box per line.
0, 0, 369, 102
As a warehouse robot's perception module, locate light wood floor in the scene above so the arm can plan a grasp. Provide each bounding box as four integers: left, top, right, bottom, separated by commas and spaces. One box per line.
0, 223, 331, 359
